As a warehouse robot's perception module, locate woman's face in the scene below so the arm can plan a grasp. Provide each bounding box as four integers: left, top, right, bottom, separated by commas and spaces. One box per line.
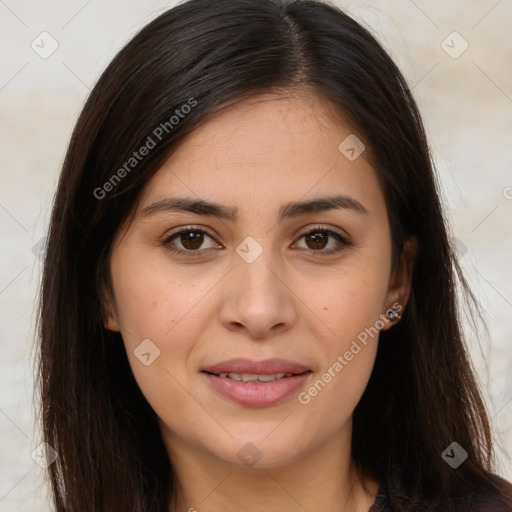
105, 92, 412, 468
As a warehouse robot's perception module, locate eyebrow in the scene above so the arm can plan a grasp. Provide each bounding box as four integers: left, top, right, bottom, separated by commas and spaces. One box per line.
140, 194, 368, 222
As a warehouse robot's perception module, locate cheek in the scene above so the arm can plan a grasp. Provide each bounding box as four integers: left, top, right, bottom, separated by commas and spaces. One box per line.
109, 259, 208, 422
110, 250, 215, 344
108, 256, 199, 396
297, 257, 390, 414
298, 290, 382, 433
316, 259, 391, 347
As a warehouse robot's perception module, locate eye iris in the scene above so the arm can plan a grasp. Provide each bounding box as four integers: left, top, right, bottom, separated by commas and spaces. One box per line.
306, 231, 328, 250
181, 231, 203, 250
173, 230, 336, 252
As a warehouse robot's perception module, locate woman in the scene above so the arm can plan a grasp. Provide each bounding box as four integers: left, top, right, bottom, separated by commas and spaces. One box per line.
37, 0, 512, 510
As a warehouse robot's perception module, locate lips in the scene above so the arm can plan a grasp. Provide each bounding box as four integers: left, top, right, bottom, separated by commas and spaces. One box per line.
202, 357, 310, 376
201, 358, 312, 406
214, 372, 296, 382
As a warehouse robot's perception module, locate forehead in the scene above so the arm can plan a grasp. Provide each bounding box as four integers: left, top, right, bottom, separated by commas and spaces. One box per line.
137, 92, 386, 221
163, 92, 349, 169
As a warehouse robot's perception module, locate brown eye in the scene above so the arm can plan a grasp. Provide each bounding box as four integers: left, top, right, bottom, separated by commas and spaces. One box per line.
294, 227, 351, 255
161, 225, 351, 257
162, 227, 220, 255
179, 231, 204, 250
304, 231, 329, 250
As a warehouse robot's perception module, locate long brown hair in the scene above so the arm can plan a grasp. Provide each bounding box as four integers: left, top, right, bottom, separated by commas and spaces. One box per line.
37, 0, 501, 510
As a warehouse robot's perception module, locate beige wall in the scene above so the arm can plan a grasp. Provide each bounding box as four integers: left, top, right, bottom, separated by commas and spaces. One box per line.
1, 1, 511, 510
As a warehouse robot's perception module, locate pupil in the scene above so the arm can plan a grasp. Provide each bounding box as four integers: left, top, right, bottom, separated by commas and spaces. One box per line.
182, 232, 203, 250
179, 231, 328, 251
308, 232, 327, 250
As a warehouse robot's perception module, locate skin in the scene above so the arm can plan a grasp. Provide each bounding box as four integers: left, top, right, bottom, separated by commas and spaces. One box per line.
104, 90, 416, 511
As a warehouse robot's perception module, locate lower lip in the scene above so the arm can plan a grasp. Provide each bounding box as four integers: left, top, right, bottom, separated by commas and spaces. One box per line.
202, 372, 311, 407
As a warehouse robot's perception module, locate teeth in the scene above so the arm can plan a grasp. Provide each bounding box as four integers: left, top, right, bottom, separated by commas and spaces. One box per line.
257, 373, 282, 382
217, 372, 294, 382
241, 373, 259, 382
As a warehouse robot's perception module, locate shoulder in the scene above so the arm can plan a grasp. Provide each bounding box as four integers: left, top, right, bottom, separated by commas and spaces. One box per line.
371, 473, 512, 511
454, 473, 512, 511
475, 474, 512, 511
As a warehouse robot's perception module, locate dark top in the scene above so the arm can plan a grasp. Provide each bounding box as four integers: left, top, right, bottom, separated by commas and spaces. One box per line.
369, 474, 512, 511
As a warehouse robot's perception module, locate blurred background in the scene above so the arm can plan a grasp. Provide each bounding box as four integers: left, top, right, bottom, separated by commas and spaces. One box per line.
1, 0, 511, 510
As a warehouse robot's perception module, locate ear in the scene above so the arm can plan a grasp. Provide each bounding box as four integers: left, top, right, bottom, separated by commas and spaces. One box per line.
381, 237, 417, 330
100, 282, 121, 332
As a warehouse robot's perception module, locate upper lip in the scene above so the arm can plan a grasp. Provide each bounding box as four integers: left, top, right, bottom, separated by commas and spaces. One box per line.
202, 358, 310, 375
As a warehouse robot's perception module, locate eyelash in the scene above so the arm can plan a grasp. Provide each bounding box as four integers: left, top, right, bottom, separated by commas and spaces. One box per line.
160, 225, 352, 257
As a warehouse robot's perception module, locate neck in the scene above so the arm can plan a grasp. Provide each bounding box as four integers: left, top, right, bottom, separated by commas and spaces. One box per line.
164, 422, 379, 512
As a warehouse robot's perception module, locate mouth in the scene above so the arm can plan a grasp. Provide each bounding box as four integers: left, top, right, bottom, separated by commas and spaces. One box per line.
202, 357, 311, 376
202, 370, 310, 382
201, 358, 312, 406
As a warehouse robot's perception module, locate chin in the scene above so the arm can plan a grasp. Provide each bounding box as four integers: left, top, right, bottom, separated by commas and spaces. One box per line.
203, 430, 313, 469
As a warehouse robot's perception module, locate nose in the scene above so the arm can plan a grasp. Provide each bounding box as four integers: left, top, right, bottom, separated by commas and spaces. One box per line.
218, 249, 299, 340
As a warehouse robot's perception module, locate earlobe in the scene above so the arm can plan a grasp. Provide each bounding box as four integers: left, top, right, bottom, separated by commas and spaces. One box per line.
104, 315, 120, 332
100, 283, 121, 332
382, 237, 417, 329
